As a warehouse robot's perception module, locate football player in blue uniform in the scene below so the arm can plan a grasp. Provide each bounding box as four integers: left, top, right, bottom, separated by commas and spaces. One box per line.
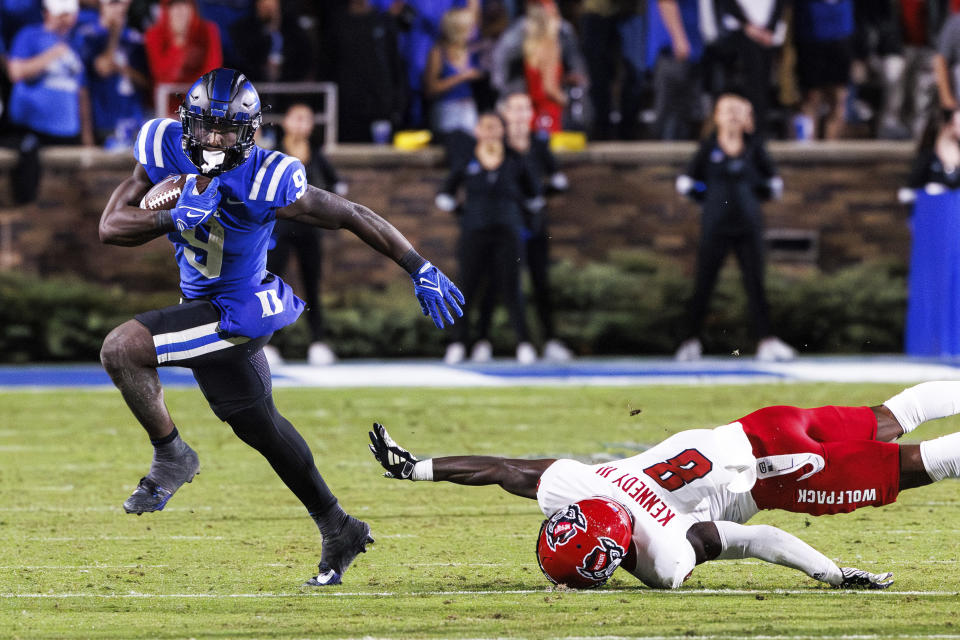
98, 68, 464, 586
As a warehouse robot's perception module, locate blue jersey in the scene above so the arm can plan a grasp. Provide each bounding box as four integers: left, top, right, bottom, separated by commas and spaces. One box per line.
8, 24, 86, 137
134, 117, 308, 338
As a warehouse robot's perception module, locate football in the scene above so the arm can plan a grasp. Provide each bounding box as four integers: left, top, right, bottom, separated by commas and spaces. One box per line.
139, 173, 213, 210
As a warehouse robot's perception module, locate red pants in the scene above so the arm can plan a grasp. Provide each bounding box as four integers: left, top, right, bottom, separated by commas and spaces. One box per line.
739, 405, 901, 516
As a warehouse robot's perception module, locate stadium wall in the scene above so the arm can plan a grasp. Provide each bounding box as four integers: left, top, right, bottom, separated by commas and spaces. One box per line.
0, 142, 913, 293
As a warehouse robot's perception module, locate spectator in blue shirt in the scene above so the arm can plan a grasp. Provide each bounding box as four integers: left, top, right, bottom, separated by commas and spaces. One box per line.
196, 0, 252, 73
5, 0, 92, 203
76, 0, 148, 149
388, 0, 479, 128
649, 0, 704, 140
793, 0, 855, 140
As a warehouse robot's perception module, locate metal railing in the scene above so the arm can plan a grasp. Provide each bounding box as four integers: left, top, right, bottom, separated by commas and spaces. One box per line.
153, 81, 339, 150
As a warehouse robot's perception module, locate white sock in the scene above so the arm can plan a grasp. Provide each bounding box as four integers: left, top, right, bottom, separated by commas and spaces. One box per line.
714, 521, 843, 585
411, 458, 434, 481
883, 382, 960, 435
920, 432, 960, 482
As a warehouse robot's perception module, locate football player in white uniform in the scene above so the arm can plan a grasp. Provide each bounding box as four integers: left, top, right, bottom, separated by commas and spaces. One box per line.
369, 381, 960, 589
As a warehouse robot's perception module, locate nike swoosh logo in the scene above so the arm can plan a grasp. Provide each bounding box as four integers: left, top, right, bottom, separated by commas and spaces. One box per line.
418, 278, 439, 289
226, 197, 243, 205
185, 211, 208, 218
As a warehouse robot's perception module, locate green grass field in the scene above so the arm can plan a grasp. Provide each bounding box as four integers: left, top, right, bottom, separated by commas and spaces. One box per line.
2, 383, 960, 639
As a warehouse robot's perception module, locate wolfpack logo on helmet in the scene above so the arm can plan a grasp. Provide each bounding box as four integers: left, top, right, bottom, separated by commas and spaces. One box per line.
576, 537, 626, 583
544, 504, 588, 550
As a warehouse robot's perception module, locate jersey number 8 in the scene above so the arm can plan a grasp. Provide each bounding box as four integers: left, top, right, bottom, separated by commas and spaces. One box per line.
643, 449, 713, 492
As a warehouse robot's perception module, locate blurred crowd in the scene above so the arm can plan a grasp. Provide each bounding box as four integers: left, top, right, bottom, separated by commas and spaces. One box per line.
4, 0, 960, 153
5, 0, 960, 363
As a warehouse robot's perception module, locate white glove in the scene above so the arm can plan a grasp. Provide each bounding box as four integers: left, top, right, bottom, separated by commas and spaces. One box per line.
435, 193, 457, 212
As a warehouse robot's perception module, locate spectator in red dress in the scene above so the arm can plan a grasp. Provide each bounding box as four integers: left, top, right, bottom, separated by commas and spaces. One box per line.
523, 1, 565, 133
145, 0, 222, 116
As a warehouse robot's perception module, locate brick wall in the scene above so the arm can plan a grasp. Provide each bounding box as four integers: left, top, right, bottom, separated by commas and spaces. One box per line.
0, 141, 914, 293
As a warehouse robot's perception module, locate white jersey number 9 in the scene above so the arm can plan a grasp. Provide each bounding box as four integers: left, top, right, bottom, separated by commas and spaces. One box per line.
181, 217, 225, 278
292, 168, 307, 199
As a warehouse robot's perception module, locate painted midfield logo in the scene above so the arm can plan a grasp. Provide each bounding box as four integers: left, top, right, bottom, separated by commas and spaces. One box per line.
544, 504, 588, 550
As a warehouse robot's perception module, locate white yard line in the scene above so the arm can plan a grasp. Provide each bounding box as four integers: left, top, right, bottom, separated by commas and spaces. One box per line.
2, 588, 958, 599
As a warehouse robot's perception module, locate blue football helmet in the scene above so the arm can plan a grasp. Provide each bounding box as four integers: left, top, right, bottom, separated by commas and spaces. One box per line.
179, 68, 262, 176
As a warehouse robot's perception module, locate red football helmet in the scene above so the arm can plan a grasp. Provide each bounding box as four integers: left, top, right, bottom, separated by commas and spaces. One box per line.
536, 497, 633, 589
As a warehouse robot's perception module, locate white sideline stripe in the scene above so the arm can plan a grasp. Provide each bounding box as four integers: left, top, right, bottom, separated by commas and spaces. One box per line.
733, 560, 960, 565
5, 563, 515, 570
5, 560, 956, 571
265, 156, 296, 201
3, 589, 958, 599
3, 565, 171, 570
249, 151, 280, 200
0, 505, 214, 512
34, 536, 223, 542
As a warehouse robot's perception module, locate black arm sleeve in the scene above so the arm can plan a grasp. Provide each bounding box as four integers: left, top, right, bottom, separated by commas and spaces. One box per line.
752, 138, 778, 200
686, 138, 711, 182
753, 138, 777, 179
907, 150, 935, 189
518, 152, 542, 200
536, 136, 559, 178
439, 163, 466, 197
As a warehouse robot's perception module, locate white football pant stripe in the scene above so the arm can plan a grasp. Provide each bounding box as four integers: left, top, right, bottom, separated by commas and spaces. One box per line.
153, 321, 249, 364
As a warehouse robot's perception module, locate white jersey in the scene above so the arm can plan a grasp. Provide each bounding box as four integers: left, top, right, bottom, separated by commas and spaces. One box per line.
536, 423, 759, 588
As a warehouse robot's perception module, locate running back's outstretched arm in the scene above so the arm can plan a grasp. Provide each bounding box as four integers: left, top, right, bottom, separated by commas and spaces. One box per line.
278, 187, 464, 329
277, 185, 415, 263
368, 423, 554, 499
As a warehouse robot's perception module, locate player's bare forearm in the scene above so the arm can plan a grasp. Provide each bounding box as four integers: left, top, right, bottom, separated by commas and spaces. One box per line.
432, 456, 556, 499
277, 186, 413, 262
99, 165, 173, 246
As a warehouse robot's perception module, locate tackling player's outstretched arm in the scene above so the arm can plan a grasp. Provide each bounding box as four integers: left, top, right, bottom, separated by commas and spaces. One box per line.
100, 165, 175, 246
368, 423, 554, 499
278, 185, 464, 329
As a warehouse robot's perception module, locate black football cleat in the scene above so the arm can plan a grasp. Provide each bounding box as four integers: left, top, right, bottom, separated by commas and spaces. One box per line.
122, 447, 200, 515
837, 567, 894, 589
304, 561, 342, 586
304, 515, 374, 586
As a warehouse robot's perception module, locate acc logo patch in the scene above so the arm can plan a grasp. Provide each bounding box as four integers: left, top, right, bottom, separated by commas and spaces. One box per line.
576, 537, 626, 582
544, 504, 588, 550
